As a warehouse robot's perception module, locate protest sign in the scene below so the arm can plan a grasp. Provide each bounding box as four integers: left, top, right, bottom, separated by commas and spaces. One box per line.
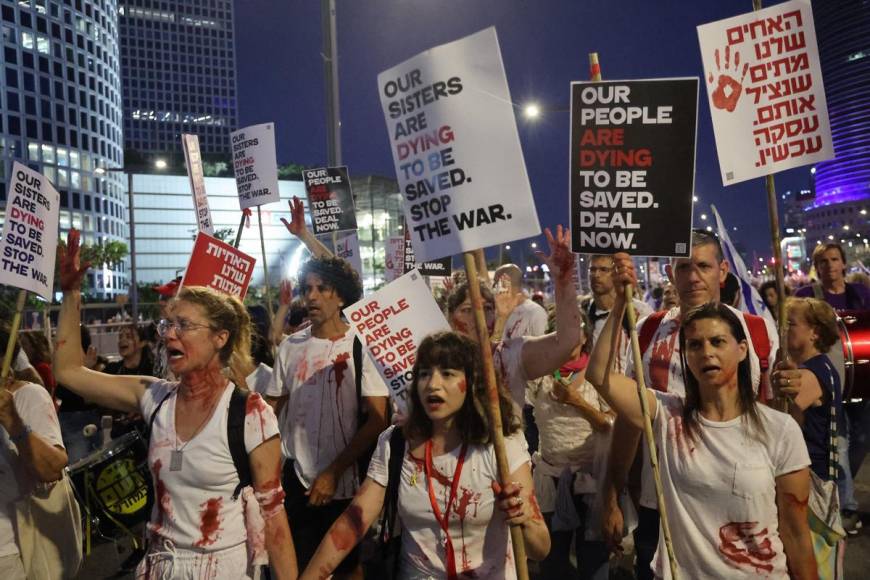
231, 123, 281, 210
303, 167, 358, 235
402, 229, 452, 277
698, 0, 833, 185
344, 269, 451, 408
570, 79, 698, 257
181, 233, 256, 299
334, 230, 364, 279
378, 27, 540, 262
0, 163, 59, 301
385, 236, 405, 282
181, 134, 214, 234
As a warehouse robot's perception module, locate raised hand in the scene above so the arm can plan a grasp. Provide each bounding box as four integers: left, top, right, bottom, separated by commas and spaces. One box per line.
58, 229, 91, 292
280, 196, 307, 238
536, 225, 574, 286
612, 253, 639, 298
279, 279, 293, 306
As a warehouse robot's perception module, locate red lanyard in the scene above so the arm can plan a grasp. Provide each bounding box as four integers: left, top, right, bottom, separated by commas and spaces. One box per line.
424, 439, 468, 580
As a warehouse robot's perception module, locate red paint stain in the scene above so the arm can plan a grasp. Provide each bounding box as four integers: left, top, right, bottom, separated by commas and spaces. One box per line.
150, 459, 171, 533
329, 504, 366, 551
553, 245, 575, 285
648, 328, 679, 392
717, 521, 776, 573
246, 392, 269, 436
194, 497, 223, 547
529, 493, 544, 522
783, 492, 809, 512
458, 379, 467, 393
453, 319, 469, 335
668, 415, 695, 457
333, 352, 351, 386
294, 355, 310, 383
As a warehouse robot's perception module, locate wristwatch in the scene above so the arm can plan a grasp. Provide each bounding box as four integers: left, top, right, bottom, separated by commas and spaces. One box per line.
9, 425, 31, 445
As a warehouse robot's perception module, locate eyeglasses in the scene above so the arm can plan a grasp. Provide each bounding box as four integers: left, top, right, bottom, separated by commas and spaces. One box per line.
157, 319, 212, 338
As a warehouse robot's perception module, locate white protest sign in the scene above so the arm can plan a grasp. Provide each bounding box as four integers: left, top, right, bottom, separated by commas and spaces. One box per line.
334, 230, 364, 280
181, 133, 214, 234
385, 236, 405, 282
698, 0, 833, 185
0, 163, 60, 300
231, 123, 281, 210
344, 269, 451, 410
378, 27, 540, 262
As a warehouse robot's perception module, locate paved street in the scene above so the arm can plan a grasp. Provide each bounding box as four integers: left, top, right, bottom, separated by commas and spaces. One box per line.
77, 462, 870, 578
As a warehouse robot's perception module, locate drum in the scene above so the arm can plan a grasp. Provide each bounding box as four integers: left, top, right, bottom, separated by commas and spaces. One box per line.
67, 430, 152, 534
837, 310, 870, 400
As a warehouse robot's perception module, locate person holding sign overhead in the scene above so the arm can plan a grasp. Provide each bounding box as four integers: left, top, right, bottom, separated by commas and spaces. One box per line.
53, 231, 296, 580
299, 331, 551, 580
587, 255, 816, 579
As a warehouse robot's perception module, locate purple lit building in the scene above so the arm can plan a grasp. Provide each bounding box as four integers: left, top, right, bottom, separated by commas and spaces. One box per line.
802, 1, 870, 254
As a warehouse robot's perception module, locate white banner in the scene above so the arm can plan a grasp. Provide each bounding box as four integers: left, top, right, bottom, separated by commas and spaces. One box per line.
0, 163, 60, 301
231, 123, 281, 210
181, 133, 214, 234
385, 236, 405, 282
334, 230, 363, 280
344, 269, 451, 410
698, 0, 833, 185
378, 27, 540, 262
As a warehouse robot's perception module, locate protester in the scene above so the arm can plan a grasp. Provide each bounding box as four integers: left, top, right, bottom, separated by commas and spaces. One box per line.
151, 277, 182, 381
17, 331, 56, 398
53, 230, 296, 580
492, 263, 548, 341
0, 325, 68, 579
103, 324, 155, 376
846, 271, 870, 290
660, 282, 679, 311
299, 331, 551, 579
266, 255, 390, 578
530, 310, 613, 579
600, 232, 778, 580
759, 280, 784, 319
445, 226, 582, 414
795, 243, 870, 309
587, 267, 816, 578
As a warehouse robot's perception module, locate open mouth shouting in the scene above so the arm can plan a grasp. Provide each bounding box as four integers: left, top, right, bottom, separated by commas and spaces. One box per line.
425, 393, 446, 410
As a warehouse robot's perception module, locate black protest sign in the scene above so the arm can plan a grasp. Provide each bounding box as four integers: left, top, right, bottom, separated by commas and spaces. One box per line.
303, 166, 358, 235
570, 79, 698, 257
403, 230, 452, 277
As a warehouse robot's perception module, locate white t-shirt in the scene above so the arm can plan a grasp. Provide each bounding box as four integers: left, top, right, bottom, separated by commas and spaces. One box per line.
140, 381, 279, 549
502, 299, 547, 341
245, 363, 273, 396
631, 305, 779, 509
267, 327, 389, 499
0, 383, 64, 557
367, 426, 530, 580
651, 392, 809, 580
493, 337, 527, 414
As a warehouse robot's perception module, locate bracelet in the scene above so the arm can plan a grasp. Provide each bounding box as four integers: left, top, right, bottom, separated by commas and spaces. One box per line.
9, 425, 31, 445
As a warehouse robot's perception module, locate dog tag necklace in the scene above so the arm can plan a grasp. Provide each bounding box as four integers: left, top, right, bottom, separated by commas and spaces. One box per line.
171, 395, 221, 472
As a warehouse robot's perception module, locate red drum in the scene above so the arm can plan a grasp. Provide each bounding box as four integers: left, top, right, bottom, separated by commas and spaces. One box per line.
838, 310, 870, 400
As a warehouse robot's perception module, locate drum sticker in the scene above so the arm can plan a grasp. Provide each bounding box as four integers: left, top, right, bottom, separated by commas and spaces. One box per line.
96, 459, 148, 515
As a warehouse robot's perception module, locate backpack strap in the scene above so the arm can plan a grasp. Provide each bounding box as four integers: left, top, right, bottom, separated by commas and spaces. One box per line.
638, 310, 667, 356
145, 389, 174, 441
228, 387, 253, 500
812, 283, 825, 300
353, 336, 364, 424
379, 427, 406, 544
742, 313, 773, 402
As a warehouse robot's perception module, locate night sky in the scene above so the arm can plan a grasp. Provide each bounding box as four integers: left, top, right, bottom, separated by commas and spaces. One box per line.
234, 0, 813, 259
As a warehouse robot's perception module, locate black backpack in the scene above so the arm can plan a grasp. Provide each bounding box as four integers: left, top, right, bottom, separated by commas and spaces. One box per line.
146, 386, 252, 500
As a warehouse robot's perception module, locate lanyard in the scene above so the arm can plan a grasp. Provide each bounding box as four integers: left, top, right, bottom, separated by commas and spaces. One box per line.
424, 439, 468, 580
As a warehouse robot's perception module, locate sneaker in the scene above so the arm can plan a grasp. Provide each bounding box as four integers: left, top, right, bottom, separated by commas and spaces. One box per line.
841, 510, 863, 536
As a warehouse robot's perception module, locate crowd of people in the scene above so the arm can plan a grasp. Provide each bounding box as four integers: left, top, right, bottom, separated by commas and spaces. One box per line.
0, 206, 868, 579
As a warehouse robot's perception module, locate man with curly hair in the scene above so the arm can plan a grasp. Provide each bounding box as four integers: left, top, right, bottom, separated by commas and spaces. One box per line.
266, 254, 389, 578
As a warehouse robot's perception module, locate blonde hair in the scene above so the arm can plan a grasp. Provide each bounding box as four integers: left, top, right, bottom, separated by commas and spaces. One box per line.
172, 286, 254, 388
785, 297, 839, 353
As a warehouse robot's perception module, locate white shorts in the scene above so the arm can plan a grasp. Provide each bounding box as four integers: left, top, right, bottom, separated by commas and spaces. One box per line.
135, 539, 254, 580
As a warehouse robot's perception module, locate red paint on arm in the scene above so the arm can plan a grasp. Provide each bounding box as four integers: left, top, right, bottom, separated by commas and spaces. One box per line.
528, 493, 544, 522
552, 244, 575, 285
782, 492, 809, 511
194, 497, 223, 547
328, 504, 366, 551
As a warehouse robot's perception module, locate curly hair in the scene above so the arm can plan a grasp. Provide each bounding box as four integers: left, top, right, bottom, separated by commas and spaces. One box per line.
171, 286, 254, 389
404, 331, 520, 445
786, 297, 839, 353
298, 256, 363, 307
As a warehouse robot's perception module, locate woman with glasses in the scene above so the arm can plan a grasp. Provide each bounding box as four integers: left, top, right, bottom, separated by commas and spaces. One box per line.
53, 230, 296, 580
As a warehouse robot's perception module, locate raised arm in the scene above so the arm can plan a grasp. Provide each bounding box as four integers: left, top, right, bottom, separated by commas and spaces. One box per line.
271, 280, 293, 346
53, 230, 153, 413
280, 196, 333, 259
585, 254, 656, 429
300, 477, 387, 579
520, 226, 582, 379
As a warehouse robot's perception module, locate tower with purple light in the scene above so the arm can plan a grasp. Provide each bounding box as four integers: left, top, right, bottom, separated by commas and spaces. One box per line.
802, 1, 870, 253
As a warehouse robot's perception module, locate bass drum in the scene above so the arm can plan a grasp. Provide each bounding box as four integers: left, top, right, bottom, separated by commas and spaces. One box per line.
838, 310, 870, 400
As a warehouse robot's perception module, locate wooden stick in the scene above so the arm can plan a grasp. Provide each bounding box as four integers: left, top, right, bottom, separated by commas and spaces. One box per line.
233, 211, 246, 249
462, 252, 529, 580
589, 51, 679, 578
1, 290, 27, 381
257, 206, 275, 323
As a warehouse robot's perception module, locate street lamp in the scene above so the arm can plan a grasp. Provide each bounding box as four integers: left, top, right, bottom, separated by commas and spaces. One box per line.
95, 158, 166, 320
523, 103, 541, 119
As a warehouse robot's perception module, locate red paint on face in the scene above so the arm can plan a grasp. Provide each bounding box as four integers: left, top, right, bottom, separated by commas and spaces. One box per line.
453, 319, 469, 335
333, 352, 351, 386
717, 521, 776, 573
458, 379, 467, 393
195, 497, 223, 547
329, 504, 366, 551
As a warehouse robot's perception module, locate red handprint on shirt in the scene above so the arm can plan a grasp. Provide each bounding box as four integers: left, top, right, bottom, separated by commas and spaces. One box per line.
707, 46, 749, 113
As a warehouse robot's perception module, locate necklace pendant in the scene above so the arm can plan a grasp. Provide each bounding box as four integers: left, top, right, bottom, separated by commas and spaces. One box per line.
170, 450, 184, 472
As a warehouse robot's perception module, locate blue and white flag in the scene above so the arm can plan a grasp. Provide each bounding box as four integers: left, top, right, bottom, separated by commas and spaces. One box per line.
712, 205, 776, 327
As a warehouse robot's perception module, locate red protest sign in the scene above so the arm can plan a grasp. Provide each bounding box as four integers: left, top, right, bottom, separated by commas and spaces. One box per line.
181, 233, 256, 298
